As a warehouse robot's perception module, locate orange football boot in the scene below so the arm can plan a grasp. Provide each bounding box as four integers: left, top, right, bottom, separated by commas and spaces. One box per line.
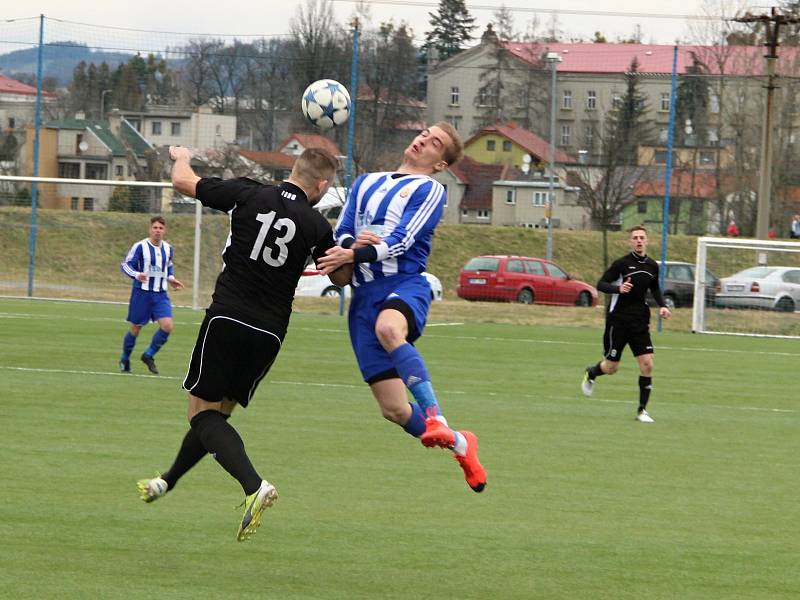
420, 416, 455, 448
455, 431, 486, 493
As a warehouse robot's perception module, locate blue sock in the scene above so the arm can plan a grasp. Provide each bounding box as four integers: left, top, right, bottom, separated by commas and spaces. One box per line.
402, 402, 426, 438
121, 332, 137, 361
390, 343, 440, 416
144, 328, 170, 358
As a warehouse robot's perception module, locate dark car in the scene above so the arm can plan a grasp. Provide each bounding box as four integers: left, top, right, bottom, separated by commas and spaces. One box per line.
645, 261, 719, 310
457, 255, 598, 306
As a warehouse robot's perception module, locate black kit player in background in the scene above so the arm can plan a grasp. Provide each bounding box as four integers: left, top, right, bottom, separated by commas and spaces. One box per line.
581, 225, 671, 423
136, 145, 352, 541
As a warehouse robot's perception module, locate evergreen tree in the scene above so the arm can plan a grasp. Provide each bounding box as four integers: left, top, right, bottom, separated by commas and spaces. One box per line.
424, 0, 476, 62
605, 57, 652, 166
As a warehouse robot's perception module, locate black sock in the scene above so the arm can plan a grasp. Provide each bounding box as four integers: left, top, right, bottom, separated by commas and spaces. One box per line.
161, 415, 230, 491
588, 362, 605, 379
190, 410, 262, 495
638, 376, 652, 412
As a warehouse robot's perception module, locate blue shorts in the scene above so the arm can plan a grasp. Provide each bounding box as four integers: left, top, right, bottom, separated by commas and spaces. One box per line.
126, 287, 173, 325
348, 274, 432, 382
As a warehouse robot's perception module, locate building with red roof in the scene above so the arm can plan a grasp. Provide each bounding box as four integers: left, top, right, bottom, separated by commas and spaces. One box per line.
276, 133, 342, 158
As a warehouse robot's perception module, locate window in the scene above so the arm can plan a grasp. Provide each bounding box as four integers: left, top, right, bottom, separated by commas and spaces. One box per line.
486, 140, 496, 151
699, 151, 715, 166
171, 122, 181, 136
115, 165, 124, 177
58, 162, 80, 178
547, 263, 567, 279
70, 197, 79, 210
562, 90, 572, 110
612, 94, 622, 109
461, 209, 469, 218
8, 117, 15, 129
75, 133, 84, 154
669, 265, 693, 281
477, 209, 490, 219
660, 93, 670, 112
638, 200, 648, 214
506, 260, 524, 273
560, 124, 571, 146
708, 129, 719, 143
654, 150, 668, 164
450, 86, 460, 106
584, 125, 595, 148
215, 125, 222, 135
586, 90, 597, 110
517, 89, 527, 108
151, 121, 162, 135
464, 257, 499, 271
505, 190, 515, 204
659, 129, 669, 143
710, 93, 720, 114
85, 163, 107, 180
447, 115, 462, 130
83, 198, 94, 211
525, 260, 545, 275
533, 191, 549, 206
478, 89, 491, 106
502, 140, 512, 152
783, 270, 800, 284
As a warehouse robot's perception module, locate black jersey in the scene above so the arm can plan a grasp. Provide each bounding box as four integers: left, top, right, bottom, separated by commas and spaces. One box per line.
196, 177, 336, 335
597, 252, 665, 323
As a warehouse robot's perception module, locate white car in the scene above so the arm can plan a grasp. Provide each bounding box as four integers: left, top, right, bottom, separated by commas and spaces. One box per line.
715, 266, 800, 312
295, 270, 443, 301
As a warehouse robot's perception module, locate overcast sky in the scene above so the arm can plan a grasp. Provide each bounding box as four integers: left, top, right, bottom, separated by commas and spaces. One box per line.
3, 0, 784, 51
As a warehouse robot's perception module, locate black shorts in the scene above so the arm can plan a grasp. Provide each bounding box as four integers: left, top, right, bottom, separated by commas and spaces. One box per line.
603, 319, 653, 362
182, 314, 282, 407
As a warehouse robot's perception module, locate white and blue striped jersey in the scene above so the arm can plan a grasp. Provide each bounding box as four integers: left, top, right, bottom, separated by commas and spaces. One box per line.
121, 238, 175, 292
334, 172, 445, 287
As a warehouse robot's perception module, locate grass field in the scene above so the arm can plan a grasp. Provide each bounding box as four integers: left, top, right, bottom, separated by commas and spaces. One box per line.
1, 297, 798, 599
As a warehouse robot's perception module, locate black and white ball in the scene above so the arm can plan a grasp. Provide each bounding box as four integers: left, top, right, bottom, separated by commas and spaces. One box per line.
301, 79, 351, 130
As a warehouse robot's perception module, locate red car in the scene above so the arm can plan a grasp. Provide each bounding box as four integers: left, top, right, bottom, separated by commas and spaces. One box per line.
456, 255, 598, 306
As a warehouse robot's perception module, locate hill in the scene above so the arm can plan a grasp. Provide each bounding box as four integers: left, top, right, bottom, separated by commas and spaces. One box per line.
0, 206, 701, 303
0, 42, 133, 85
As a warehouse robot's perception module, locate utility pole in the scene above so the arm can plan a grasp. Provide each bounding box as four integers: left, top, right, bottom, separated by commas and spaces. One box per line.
545, 51, 561, 261
734, 8, 800, 239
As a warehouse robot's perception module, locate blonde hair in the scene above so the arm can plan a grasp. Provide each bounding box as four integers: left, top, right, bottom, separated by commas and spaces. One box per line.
628, 224, 647, 235
291, 147, 339, 188
433, 121, 464, 166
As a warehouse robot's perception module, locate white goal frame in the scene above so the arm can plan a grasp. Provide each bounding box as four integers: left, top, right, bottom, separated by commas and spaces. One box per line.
693, 236, 800, 337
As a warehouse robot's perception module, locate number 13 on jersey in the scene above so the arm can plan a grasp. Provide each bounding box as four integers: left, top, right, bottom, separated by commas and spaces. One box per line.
249, 211, 296, 267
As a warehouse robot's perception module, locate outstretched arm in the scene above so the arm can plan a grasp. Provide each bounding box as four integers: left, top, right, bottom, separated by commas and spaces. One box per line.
169, 146, 201, 198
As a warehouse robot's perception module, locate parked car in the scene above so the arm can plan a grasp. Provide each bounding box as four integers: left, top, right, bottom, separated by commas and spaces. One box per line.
456, 255, 598, 306
295, 270, 443, 301
715, 266, 800, 312
645, 261, 720, 310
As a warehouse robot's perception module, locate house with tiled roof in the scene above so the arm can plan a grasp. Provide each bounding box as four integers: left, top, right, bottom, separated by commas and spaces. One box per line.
25, 112, 153, 211
239, 149, 296, 181
434, 155, 586, 228
464, 122, 576, 169
277, 133, 342, 158
427, 31, 775, 163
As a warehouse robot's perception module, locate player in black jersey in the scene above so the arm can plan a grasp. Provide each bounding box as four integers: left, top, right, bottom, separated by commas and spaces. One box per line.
581, 225, 671, 422
136, 145, 351, 541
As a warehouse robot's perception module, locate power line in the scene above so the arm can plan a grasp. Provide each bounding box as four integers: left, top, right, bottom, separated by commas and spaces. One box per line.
329, 0, 725, 21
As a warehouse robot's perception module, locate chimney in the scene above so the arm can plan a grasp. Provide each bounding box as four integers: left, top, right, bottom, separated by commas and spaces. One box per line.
75, 111, 85, 120
108, 108, 122, 136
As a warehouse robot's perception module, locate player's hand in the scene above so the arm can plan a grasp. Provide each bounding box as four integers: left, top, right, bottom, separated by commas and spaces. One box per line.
316, 246, 354, 275
136, 272, 148, 283
170, 278, 185, 291
353, 231, 382, 248
619, 277, 633, 294
659, 306, 671, 319
169, 145, 191, 162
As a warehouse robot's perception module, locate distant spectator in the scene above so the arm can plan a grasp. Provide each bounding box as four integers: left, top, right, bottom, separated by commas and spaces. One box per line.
726, 219, 740, 237
790, 214, 800, 239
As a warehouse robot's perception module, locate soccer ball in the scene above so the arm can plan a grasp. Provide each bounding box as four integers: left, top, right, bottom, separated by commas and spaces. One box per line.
301, 79, 351, 130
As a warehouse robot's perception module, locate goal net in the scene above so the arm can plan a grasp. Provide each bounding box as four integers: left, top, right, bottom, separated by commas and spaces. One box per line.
693, 236, 800, 338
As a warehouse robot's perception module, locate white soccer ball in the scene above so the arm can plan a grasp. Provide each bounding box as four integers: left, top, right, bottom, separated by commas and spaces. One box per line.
301, 79, 351, 130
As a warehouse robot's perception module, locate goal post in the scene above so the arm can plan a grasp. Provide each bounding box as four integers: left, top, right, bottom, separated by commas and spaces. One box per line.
693, 236, 800, 338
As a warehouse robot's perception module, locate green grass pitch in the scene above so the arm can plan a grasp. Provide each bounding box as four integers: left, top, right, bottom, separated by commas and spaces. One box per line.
1, 297, 797, 599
